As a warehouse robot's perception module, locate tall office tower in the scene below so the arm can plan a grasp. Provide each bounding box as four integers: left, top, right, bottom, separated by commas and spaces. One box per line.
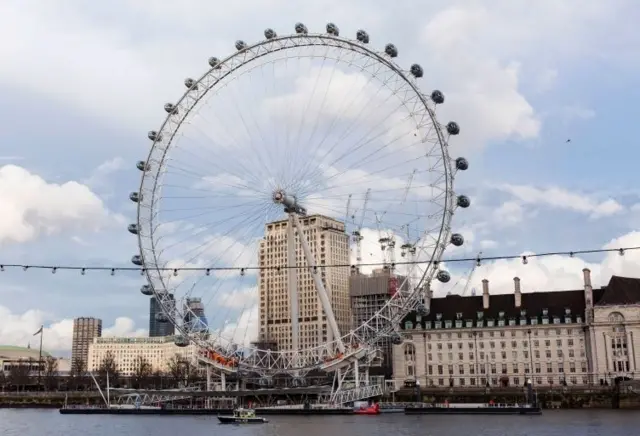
149, 294, 176, 337
183, 297, 209, 334
71, 317, 102, 368
258, 214, 351, 351
349, 268, 408, 377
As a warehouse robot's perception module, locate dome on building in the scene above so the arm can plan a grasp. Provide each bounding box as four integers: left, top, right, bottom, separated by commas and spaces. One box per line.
0, 345, 51, 360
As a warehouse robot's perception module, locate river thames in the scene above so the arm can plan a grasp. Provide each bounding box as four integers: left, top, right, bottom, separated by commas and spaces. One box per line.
2, 409, 639, 436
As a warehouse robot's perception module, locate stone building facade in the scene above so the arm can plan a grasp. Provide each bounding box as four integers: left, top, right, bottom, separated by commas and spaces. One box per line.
392, 269, 640, 387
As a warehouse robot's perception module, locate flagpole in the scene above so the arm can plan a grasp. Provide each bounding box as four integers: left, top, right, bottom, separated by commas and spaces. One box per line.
38, 325, 43, 388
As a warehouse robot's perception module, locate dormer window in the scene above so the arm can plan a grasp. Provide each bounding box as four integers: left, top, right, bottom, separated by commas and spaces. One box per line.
542, 308, 548, 316
436, 313, 442, 320
542, 317, 549, 325
520, 309, 526, 316
487, 319, 495, 327
477, 311, 484, 319
565, 308, 571, 315
404, 321, 414, 329
455, 319, 463, 328
498, 311, 505, 318
477, 320, 485, 327
435, 321, 442, 328
564, 315, 572, 324
531, 318, 538, 325
456, 312, 463, 320
465, 320, 473, 328
498, 319, 505, 327
519, 318, 527, 326
576, 316, 583, 323
508, 319, 516, 326
553, 317, 561, 324
445, 320, 452, 328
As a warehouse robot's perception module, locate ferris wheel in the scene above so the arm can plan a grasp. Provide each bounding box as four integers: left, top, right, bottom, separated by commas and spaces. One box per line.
129, 22, 470, 380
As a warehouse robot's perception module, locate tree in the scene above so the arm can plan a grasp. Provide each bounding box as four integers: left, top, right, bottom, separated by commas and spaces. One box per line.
69, 357, 87, 390
8, 359, 31, 391
0, 369, 6, 391
43, 356, 59, 391
166, 354, 199, 388
132, 355, 153, 389
97, 351, 119, 387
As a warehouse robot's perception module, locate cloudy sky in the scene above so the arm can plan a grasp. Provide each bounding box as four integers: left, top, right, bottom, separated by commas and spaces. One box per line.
0, 0, 639, 355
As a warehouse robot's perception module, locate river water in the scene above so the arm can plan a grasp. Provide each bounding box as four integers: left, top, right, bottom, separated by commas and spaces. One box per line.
2, 409, 639, 436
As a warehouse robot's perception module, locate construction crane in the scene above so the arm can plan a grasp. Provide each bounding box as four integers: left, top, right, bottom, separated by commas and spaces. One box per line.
352, 189, 371, 272
461, 251, 482, 296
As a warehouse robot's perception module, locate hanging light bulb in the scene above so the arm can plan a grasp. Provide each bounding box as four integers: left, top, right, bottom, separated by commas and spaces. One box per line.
476, 257, 481, 267
205, 268, 211, 276
140, 268, 145, 276
81, 268, 86, 275
0, 265, 4, 272
22, 266, 28, 271
618, 248, 625, 256
569, 252, 574, 258
173, 269, 178, 276
522, 256, 528, 265
111, 268, 115, 276
52, 267, 57, 274
240, 268, 245, 276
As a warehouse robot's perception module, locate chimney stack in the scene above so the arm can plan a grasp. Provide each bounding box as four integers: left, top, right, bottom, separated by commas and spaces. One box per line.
582, 268, 592, 288
482, 279, 490, 309
514, 277, 522, 308
583, 268, 593, 320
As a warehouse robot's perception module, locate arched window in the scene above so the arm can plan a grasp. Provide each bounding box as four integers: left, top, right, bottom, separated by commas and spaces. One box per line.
609, 312, 625, 324
404, 343, 416, 377
608, 311, 630, 373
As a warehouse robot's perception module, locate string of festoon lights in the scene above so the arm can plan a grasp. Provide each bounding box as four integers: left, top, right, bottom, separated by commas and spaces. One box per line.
0, 245, 637, 276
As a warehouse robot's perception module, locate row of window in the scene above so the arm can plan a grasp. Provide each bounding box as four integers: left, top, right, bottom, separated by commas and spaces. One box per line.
419, 361, 589, 376
405, 314, 583, 330
422, 375, 589, 387
421, 327, 578, 341
423, 347, 585, 362
428, 338, 580, 351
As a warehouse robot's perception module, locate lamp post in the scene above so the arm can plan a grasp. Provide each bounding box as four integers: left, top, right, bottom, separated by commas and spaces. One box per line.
527, 329, 534, 385
473, 331, 479, 386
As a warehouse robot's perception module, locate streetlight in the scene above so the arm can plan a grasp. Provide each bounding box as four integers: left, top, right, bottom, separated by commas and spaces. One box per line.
527, 329, 534, 385
473, 331, 479, 386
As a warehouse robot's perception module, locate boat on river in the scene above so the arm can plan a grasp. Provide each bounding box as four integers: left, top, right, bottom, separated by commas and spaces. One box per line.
217, 408, 268, 424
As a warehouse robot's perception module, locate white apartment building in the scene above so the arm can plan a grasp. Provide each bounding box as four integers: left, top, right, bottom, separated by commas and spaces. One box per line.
257, 214, 351, 351
87, 336, 198, 376
393, 268, 640, 387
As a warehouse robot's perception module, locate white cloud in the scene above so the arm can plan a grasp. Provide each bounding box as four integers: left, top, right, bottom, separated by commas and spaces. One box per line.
438, 231, 640, 298
0, 306, 146, 355
498, 184, 624, 219
82, 157, 126, 190
493, 201, 524, 226
0, 165, 122, 245
218, 305, 259, 347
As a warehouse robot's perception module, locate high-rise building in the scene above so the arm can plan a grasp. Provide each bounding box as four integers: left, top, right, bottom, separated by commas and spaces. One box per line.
349, 268, 408, 377
71, 317, 102, 368
258, 214, 351, 351
149, 295, 175, 337
183, 297, 208, 334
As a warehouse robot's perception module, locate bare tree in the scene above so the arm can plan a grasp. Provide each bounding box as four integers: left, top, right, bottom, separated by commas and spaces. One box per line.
8, 359, 31, 391
69, 358, 86, 390
43, 356, 59, 391
166, 354, 199, 388
97, 351, 119, 387
0, 369, 6, 391
132, 355, 153, 389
